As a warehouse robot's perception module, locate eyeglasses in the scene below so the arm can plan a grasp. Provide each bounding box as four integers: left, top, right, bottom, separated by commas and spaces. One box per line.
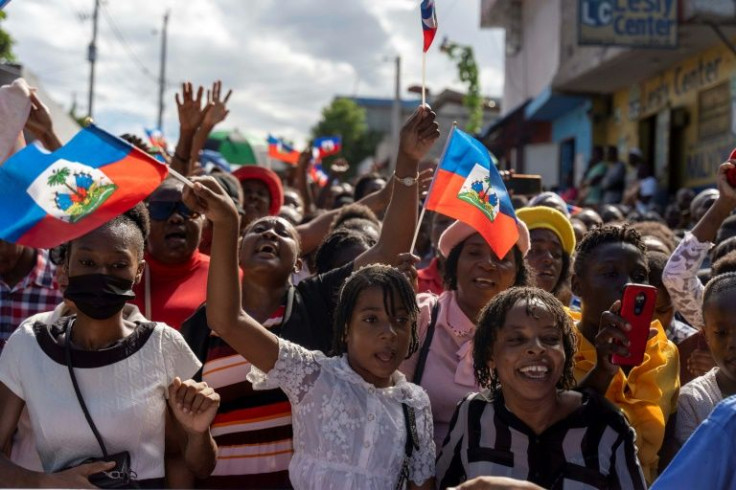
147, 201, 200, 221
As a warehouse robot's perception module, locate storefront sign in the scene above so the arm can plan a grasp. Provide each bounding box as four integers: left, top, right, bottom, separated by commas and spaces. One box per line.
579, 0, 678, 48
685, 135, 735, 187
698, 82, 731, 141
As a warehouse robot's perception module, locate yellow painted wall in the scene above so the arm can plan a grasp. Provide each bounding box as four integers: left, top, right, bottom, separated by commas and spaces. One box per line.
606, 42, 736, 188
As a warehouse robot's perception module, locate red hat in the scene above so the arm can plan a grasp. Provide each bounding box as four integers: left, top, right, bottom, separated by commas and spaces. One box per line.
232, 165, 284, 216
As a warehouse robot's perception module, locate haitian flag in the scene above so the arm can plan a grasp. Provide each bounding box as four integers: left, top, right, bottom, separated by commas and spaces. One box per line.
425, 127, 519, 258
421, 0, 438, 52
267, 135, 299, 165
0, 124, 168, 249
144, 127, 168, 152
312, 136, 342, 160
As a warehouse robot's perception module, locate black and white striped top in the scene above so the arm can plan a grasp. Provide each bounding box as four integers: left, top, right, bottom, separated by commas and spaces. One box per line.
436, 389, 646, 490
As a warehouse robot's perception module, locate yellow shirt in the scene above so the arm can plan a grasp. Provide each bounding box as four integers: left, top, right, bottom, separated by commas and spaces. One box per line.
569, 311, 680, 484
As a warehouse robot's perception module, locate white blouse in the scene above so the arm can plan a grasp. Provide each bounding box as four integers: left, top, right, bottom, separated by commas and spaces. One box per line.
0, 318, 200, 480
248, 338, 435, 490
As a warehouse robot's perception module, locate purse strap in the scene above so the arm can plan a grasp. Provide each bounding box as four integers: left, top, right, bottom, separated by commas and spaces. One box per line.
395, 403, 419, 490
65, 320, 110, 459
412, 299, 439, 385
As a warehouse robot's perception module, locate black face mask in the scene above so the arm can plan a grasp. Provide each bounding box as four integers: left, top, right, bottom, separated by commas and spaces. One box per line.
64, 274, 136, 320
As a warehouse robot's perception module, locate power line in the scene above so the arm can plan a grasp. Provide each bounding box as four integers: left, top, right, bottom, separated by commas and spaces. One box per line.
99, 4, 158, 83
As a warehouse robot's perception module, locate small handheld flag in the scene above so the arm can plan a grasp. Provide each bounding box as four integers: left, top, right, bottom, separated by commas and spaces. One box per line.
425, 127, 519, 258
420, 0, 438, 107
420, 0, 438, 52
267, 135, 300, 166
0, 125, 169, 249
313, 136, 342, 160
144, 127, 168, 153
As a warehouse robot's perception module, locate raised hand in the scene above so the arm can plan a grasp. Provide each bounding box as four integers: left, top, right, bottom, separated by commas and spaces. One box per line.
25, 91, 62, 151
176, 82, 206, 134
396, 252, 420, 293
168, 377, 220, 435
182, 175, 238, 225
398, 106, 440, 162
202, 80, 232, 128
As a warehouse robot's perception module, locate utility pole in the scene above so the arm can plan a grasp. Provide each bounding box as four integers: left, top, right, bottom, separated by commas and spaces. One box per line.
87, 0, 100, 119
390, 55, 401, 172
157, 10, 170, 130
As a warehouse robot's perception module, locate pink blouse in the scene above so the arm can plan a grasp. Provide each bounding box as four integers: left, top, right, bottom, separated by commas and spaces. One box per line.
400, 290, 478, 447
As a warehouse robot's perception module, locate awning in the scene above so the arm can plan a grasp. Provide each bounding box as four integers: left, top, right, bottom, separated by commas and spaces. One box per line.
524, 87, 587, 121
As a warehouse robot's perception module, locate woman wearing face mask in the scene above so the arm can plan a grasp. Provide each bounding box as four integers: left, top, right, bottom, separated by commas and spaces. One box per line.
0, 204, 220, 488
401, 219, 531, 447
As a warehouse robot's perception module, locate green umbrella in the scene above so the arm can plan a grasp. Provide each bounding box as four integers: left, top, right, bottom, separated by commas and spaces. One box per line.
204, 129, 260, 165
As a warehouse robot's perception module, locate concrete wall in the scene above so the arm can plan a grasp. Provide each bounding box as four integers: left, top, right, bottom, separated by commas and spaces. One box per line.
502, 0, 561, 114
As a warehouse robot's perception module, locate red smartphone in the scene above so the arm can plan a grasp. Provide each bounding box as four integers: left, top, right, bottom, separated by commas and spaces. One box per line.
611, 284, 658, 366
727, 149, 736, 187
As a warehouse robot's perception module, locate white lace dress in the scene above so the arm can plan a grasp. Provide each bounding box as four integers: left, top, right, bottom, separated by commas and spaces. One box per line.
247, 338, 435, 490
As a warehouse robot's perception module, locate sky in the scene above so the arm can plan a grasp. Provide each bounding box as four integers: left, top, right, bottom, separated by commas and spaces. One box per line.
3, 0, 505, 147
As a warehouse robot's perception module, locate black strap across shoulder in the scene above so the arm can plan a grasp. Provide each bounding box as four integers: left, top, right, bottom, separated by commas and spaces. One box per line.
64, 321, 110, 458
412, 299, 440, 385
395, 403, 419, 490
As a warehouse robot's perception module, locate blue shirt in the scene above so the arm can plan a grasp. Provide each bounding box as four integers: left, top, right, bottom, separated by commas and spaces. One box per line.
653, 395, 736, 489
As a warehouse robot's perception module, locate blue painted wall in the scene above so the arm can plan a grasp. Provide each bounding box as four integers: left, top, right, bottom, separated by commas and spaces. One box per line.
551, 99, 592, 165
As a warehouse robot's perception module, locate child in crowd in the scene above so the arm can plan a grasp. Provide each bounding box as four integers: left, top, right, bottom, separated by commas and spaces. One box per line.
436, 287, 645, 489
674, 272, 736, 448
183, 177, 435, 489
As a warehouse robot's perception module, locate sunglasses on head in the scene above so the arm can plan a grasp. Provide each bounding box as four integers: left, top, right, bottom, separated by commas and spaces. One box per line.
147, 201, 200, 221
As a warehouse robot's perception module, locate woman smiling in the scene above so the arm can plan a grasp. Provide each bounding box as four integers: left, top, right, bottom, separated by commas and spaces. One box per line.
436, 287, 646, 489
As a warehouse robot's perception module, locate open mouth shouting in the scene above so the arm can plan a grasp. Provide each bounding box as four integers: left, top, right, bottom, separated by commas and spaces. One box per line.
254, 241, 280, 259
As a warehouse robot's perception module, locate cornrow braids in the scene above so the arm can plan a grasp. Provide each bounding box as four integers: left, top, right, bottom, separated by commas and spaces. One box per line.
573, 224, 647, 277
332, 264, 419, 359
473, 287, 577, 396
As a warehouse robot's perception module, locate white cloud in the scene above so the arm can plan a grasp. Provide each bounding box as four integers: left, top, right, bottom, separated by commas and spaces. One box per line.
3, 0, 504, 149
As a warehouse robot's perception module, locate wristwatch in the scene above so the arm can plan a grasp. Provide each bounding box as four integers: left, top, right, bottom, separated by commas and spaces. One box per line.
393, 172, 419, 187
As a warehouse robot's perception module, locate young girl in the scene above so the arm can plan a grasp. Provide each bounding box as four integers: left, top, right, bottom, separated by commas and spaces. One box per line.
436, 287, 646, 489
184, 177, 435, 489
675, 271, 736, 447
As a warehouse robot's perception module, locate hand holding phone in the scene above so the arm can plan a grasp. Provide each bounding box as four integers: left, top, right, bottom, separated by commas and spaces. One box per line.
727, 149, 736, 188
611, 284, 657, 366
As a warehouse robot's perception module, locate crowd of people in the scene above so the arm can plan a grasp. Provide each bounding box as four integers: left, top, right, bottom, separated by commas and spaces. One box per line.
1, 78, 736, 489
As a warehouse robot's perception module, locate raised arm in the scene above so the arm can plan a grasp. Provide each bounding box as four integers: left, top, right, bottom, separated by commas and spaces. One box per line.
182, 177, 280, 373
355, 105, 440, 268
662, 161, 736, 329
189, 81, 232, 170
171, 82, 206, 176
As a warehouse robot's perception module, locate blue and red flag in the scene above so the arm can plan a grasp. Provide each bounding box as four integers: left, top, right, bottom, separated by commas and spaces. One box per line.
421, 0, 438, 52
144, 127, 168, 152
267, 135, 299, 165
312, 136, 342, 160
0, 124, 168, 249
425, 127, 519, 258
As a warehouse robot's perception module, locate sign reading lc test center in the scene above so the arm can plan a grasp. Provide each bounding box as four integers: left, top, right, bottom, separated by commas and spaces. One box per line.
579, 0, 678, 48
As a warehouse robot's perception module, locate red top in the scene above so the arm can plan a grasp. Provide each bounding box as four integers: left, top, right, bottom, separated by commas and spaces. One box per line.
417, 257, 445, 296
132, 251, 210, 330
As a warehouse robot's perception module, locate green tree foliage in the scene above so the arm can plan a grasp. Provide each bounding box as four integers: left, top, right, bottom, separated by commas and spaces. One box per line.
0, 11, 16, 63
311, 98, 381, 175
441, 40, 483, 134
